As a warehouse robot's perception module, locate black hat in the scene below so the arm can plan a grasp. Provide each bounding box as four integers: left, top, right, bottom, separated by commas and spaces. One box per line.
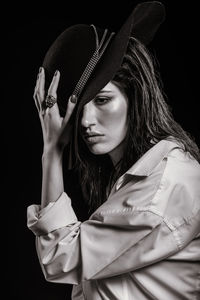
42, 1, 165, 116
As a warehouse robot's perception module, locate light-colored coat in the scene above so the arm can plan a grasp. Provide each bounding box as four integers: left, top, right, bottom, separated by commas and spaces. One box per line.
27, 140, 200, 299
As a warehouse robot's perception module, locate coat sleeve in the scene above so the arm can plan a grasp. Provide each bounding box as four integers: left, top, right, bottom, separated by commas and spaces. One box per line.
27, 156, 200, 284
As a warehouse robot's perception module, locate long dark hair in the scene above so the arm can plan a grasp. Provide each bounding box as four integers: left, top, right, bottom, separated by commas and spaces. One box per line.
74, 37, 200, 214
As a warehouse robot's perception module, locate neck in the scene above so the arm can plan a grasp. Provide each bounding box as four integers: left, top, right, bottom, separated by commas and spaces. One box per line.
108, 140, 126, 168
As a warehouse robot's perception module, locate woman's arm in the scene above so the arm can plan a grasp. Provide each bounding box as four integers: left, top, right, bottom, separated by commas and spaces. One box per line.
33, 67, 77, 208
41, 149, 64, 208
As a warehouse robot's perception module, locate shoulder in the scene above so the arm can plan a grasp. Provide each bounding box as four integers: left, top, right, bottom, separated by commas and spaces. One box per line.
153, 147, 200, 226
157, 148, 200, 248
164, 147, 200, 193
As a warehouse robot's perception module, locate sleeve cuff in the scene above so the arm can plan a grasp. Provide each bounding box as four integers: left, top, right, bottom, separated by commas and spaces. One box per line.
27, 192, 78, 236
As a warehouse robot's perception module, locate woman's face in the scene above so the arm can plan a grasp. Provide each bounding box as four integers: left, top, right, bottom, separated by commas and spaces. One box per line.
80, 81, 128, 164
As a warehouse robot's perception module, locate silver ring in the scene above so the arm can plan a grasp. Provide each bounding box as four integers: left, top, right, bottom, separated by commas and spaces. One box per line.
45, 95, 57, 108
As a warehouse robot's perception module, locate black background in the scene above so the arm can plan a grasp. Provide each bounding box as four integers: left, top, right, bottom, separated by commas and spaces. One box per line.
4, 1, 199, 299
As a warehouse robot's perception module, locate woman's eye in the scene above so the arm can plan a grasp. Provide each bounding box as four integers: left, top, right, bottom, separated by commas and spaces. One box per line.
94, 97, 111, 105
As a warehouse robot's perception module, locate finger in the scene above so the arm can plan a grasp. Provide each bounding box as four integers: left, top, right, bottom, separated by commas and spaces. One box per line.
33, 67, 42, 112
44, 101, 60, 118
38, 67, 45, 105
33, 67, 45, 111
63, 95, 77, 126
47, 70, 60, 97
34, 95, 40, 113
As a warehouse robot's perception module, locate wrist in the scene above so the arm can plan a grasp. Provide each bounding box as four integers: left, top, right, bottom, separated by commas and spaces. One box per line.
42, 144, 64, 161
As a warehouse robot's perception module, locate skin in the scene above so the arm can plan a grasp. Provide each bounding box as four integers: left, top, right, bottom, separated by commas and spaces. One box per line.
81, 82, 129, 166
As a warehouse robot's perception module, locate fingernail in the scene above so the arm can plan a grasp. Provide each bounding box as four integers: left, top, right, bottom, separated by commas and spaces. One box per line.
70, 95, 77, 104
54, 70, 58, 76
39, 67, 42, 73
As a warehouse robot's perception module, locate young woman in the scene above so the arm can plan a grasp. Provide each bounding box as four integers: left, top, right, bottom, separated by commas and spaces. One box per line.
27, 2, 200, 299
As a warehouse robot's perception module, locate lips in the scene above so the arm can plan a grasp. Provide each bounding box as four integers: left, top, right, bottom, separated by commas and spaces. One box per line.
83, 131, 104, 137
83, 132, 104, 144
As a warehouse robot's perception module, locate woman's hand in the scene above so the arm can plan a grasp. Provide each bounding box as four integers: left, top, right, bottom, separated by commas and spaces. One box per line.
33, 67, 77, 154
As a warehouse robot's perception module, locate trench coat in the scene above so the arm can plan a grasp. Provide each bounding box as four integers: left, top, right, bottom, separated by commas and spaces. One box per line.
27, 139, 200, 299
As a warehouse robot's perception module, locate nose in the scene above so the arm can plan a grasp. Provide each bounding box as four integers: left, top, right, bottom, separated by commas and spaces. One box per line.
81, 101, 96, 128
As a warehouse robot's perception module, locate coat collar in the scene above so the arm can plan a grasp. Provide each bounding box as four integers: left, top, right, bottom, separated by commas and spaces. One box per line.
126, 139, 180, 177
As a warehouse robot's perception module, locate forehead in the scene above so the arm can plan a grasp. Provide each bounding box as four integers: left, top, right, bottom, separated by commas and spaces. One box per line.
97, 81, 121, 94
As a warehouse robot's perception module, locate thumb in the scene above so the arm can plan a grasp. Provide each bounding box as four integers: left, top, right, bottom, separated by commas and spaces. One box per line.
63, 95, 77, 126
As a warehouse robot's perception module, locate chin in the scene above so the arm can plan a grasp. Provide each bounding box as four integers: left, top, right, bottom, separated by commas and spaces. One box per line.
87, 144, 112, 155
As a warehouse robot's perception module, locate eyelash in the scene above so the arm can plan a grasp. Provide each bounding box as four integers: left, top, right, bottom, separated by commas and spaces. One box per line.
94, 97, 111, 105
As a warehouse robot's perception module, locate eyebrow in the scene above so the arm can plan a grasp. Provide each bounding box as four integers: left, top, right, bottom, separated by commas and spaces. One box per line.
97, 90, 113, 95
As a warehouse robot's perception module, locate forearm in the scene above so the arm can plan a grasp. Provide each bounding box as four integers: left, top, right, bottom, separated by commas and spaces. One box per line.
41, 149, 64, 208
